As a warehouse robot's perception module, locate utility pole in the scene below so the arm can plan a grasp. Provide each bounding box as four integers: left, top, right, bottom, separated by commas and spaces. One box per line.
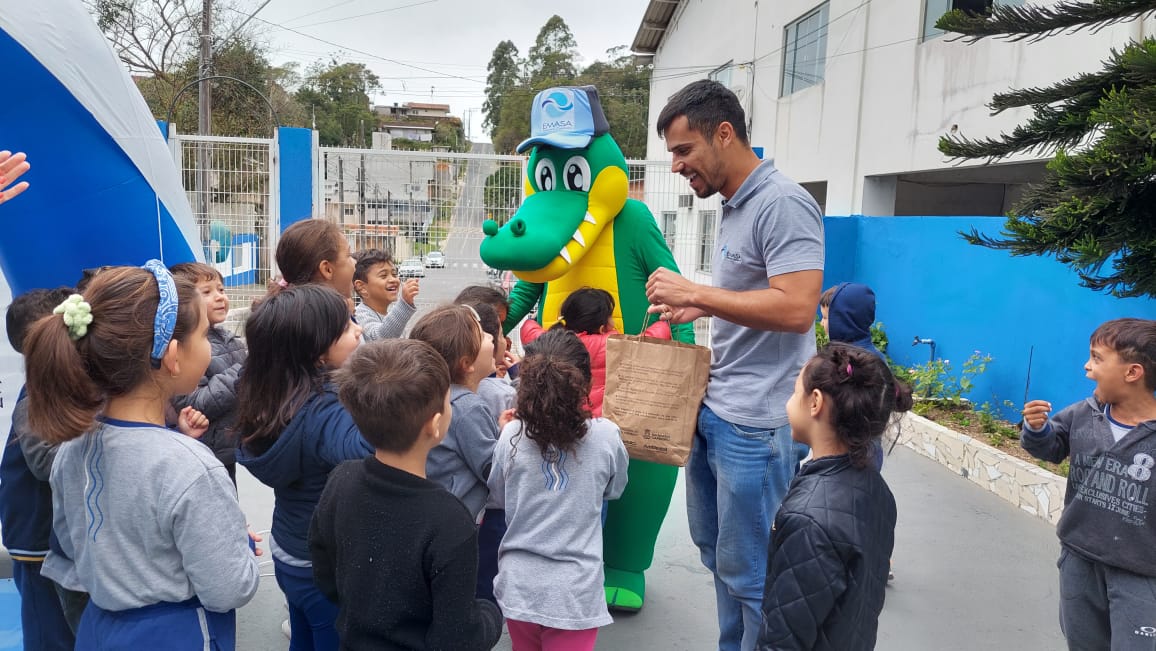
199, 0, 213, 136
196, 0, 213, 221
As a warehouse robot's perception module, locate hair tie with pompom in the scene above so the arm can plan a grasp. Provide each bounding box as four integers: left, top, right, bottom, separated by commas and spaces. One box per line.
276, 278, 289, 288
846, 362, 853, 377
557, 316, 566, 326
54, 294, 93, 341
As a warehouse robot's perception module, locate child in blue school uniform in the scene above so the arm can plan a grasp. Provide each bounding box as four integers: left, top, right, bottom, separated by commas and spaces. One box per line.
0, 287, 76, 650
23, 263, 260, 650
234, 284, 371, 651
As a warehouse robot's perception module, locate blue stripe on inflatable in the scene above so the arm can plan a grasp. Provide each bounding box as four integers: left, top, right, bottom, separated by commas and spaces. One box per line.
0, 29, 197, 295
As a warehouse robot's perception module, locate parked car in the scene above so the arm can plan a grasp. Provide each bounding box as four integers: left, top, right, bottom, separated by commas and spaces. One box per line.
424, 251, 445, 268
398, 257, 425, 278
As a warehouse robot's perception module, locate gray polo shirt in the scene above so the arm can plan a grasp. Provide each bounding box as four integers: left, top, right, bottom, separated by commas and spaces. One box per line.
705, 160, 824, 429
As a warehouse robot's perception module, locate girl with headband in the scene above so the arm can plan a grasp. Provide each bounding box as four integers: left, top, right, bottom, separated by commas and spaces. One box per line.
23, 262, 260, 650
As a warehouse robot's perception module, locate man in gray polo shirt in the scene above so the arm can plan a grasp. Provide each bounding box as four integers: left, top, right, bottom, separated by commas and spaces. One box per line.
646, 80, 824, 651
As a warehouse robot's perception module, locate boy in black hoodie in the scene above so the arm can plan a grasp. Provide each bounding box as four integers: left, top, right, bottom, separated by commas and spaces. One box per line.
1022, 318, 1156, 650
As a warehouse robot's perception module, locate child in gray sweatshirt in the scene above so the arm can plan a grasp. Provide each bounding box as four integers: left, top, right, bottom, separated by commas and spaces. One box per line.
410, 305, 504, 519
24, 263, 259, 650
353, 248, 419, 341
487, 329, 629, 649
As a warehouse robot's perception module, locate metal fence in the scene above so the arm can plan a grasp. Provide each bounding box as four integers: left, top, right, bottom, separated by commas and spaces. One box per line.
312, 147, 718, 343
315, 147, 524, 266
171, 133, 279, 307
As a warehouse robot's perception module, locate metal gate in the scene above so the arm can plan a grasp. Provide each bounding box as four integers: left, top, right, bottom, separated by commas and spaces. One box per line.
171, 133, 279, 307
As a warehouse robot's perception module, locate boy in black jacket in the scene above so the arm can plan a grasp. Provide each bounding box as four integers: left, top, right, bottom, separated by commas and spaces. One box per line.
309, 339, 503, 650
1022, 318, 1156, 650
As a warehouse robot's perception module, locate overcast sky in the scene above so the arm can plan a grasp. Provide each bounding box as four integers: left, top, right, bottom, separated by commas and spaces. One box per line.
232, 0, 653, 142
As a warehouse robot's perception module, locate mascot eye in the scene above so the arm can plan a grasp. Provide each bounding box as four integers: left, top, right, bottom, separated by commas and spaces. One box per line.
535, 159, 556, 192
562, 157, 591, 192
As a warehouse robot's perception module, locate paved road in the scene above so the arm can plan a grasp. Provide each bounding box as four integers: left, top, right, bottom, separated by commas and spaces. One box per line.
236, 444, 1065, 649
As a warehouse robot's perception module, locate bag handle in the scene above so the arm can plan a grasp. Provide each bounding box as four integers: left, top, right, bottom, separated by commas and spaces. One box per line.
636, 308, 660, 338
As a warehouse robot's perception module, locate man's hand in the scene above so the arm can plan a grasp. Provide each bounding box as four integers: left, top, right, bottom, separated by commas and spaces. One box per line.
1022, 400, 1052, 431
646, 268, 698, 309
646, 303, 706, 324
401, 279, 420, 306
177, 406, 209, 439
0, 151, 30, 206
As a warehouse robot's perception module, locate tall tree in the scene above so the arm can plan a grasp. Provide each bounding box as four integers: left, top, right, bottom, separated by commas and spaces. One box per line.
295, 60, 381, 146
526, 15, 579, 85
938, 2, 1156, 298
135, 37, 304, 137
577, 46, 652, 158
483, 40, 522, 140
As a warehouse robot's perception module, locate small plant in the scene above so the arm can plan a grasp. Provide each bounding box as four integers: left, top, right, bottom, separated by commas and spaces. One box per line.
907, 350, 993, 405
815, 316, 829, 349
912, 401, 933, 417
952, 412, 971, 428
871, 321, 888, 355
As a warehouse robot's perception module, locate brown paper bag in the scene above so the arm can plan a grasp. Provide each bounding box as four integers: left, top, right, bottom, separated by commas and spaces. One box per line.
602, 333, 711, 466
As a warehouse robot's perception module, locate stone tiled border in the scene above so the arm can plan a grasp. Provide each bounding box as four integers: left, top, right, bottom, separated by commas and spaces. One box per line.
893, 413, 1065, 525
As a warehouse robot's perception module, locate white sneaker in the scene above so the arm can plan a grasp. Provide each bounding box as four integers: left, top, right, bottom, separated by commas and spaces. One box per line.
281, 618, 291, 639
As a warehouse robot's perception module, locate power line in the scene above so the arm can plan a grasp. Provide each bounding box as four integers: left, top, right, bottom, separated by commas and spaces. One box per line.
221, 6, 485, 83
278, 0, 364, 25
293, 0, 439, 29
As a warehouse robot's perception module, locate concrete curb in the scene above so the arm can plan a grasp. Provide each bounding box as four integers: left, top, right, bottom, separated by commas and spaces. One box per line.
894, 413, 1065, 525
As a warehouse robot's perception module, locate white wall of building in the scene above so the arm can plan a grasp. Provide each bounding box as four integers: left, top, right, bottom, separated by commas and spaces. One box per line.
644, 0, 1153, 215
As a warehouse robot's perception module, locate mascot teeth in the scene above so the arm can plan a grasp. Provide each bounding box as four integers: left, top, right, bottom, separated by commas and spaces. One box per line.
572, 231, 586, 247
584, 213, 597, 225
560, 248, 572, 264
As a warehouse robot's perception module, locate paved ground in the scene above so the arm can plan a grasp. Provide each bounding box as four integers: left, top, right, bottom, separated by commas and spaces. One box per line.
235, 444, 1065, 650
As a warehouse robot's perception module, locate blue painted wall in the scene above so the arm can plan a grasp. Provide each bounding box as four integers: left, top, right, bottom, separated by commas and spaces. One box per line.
278, 127, 313, 232
824, 216, 1156, 418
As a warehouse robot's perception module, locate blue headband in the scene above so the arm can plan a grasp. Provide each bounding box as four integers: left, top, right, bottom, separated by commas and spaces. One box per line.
142, 260, 178, 367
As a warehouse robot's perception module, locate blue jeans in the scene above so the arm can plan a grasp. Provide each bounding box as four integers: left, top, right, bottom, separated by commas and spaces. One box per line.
274, 558, 339, 651
687, 405, 804, 651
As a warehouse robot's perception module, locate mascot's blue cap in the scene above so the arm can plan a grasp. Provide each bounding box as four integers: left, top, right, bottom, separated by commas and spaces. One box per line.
517, 85, 610, 153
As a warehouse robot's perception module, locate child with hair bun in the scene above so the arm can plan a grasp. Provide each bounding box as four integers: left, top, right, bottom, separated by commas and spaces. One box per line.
488, 328, 630, 650
757, 342, 911, 651
23, 263, 259, 650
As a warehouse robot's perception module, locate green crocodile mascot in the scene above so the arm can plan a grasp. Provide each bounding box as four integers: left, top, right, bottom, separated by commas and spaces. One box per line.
480, 85, 695, 611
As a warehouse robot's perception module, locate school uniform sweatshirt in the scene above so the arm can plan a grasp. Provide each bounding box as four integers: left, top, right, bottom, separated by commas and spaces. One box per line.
1022, 397, 1156, 577
487, 417, 630, 629
356, 300, 417, 342
41, 419, 259, 613
0, 390, 55, 561
426, 385, 498, 519
236, 385, 373, 563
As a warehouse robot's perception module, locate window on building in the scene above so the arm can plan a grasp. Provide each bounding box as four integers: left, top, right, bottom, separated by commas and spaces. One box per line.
709, 62, 734, 89
923, 0, 1023, 40
662, 211, 677, 251
697, 210, 716, 273
781, 3, 829, 97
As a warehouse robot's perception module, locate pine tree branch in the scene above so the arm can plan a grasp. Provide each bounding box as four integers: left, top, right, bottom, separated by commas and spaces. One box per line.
936, 0, 1156, 44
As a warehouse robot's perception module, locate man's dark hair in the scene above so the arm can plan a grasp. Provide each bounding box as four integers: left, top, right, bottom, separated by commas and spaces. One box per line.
334, 339, 450, 453
656, 79, 749, 145
6, 287, 75, 353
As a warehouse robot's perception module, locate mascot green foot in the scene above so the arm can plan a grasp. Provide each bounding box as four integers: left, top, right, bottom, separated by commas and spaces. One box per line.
602, 459, 679, 612
604, 567, 646, 612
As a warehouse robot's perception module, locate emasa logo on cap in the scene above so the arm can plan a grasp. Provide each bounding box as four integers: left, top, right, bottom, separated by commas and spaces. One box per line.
540, 90, 577, 130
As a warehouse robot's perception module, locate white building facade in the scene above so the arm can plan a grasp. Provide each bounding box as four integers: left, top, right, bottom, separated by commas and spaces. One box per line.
633, 0, 1152, 221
